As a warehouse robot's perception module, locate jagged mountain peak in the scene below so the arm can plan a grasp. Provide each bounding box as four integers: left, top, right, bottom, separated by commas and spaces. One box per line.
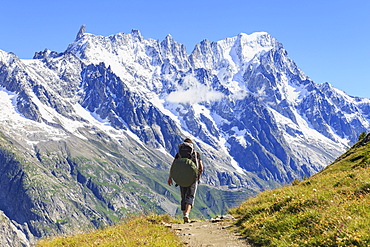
188, 31, 282, 75
75, 24, 86, 41
237, 31, 279, 46
0, 49, 19, 64
218, 31, 280, 56
163, 33, 174, 42
130, 29, 144, 41
33, 48, 62, 59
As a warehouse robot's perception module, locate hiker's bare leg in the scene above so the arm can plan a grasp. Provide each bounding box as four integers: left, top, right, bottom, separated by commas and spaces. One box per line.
183, 203, 192, 214
182, 203, 192, 223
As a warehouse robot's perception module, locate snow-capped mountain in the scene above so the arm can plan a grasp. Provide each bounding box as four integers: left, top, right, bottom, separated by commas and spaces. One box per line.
0, 25, 369, 245
63, 25, 369, 180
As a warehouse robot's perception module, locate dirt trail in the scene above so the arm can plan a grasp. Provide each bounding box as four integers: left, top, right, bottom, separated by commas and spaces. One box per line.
169, 216, 251, 247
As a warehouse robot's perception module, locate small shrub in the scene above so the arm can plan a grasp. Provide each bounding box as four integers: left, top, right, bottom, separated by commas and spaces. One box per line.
357, 183, 370, 195
291, 179, 300, 186
358, 132, 367, 142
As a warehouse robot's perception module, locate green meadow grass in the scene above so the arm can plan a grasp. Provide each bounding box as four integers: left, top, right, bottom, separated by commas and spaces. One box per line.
229, 138, 370, 246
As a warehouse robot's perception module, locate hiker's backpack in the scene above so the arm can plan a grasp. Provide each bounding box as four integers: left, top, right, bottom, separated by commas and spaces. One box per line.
170, 142, 198, 187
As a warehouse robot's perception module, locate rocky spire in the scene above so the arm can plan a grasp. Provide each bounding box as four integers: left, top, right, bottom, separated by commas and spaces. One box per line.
75, 25, 86, 41
131, 29, 143, 42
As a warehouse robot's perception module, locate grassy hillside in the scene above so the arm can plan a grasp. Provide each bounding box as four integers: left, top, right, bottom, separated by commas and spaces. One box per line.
37, 215, 183, 247
229, 134, 370, 246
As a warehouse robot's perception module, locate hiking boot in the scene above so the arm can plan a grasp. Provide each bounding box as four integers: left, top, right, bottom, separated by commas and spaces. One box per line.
183, 215, 190, 223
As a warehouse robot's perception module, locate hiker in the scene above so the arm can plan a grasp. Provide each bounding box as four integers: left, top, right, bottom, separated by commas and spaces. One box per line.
168, 138, 203, 223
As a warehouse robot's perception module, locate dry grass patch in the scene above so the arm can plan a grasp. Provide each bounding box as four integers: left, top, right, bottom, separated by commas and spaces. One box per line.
37, 214, 183, 247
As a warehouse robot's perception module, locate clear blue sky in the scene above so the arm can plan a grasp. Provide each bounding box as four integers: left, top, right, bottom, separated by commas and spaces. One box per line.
1, 0, 369, 98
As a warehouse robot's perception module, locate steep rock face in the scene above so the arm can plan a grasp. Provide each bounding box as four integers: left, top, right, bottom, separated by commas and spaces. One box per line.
0, 54, 42, 122
0, 210, 33, 247
79, 62, 183, 154
0, 147, 38, 239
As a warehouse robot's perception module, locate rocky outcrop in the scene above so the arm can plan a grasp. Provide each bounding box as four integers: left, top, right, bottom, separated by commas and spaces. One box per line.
0, 211, 33, 247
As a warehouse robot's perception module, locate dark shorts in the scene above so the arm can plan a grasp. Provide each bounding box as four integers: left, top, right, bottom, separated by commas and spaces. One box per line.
180, 182, 198, 211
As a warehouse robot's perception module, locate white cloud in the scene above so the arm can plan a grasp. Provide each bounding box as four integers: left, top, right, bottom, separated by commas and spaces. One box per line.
166, 75, 225, 104
166, 84, 224, 103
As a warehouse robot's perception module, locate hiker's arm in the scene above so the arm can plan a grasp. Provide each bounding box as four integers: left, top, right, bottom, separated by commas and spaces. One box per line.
198, 152, 203, 174
168, 158, 176, 186
199, 160, 203, 174
197, 155, 203, 180
168, 174, 173, 186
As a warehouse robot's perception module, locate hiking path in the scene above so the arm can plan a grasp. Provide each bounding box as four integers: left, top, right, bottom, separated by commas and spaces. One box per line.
168, 215, 252, 247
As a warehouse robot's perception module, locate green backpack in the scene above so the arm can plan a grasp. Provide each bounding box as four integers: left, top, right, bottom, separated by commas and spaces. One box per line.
170, 143, 198, 187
